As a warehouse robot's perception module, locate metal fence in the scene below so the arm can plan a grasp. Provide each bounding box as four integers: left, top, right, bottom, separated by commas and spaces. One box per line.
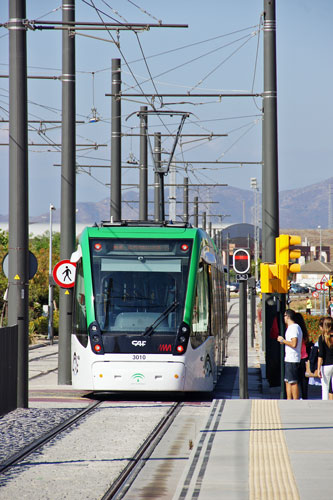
0, 325, 18, 416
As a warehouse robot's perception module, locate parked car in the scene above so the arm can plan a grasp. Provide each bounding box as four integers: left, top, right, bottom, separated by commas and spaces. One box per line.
227, 282, 239, 293
290, 283, 303, 294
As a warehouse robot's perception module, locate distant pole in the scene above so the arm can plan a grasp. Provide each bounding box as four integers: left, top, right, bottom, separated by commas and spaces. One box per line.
262, 0, 279, 373
209, 221, 212, 238
169, 163, 176, 221
48, 204, 56, 344
183, 177, 189, 223
226, 233, 230, 302
239, 280, 248, 399
59, 0, 76, 385
202, 212, 206, 231
139, 106, 148, 221
248, 277, 256, 348
8, 0, 29, 408
111, 58, 121, 221
194, 197, 199, 227
154, 132, 161, 221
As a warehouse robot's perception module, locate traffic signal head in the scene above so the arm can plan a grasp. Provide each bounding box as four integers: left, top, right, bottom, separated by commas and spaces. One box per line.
276, 234, 301, 274
233, 248, 250, 274
260, 262, 278, 293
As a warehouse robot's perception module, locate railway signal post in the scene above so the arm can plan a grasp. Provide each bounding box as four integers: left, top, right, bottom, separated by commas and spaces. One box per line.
233, 248, 250, 399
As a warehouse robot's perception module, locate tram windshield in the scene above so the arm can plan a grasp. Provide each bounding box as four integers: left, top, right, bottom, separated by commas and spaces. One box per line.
89, 238, 192, 334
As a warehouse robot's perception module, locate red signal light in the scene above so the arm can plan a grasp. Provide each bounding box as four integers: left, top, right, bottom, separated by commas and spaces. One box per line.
94, 344, 102, 352
176, 345, 184, 353
181, 244, 189, 252
94, 243, 102, 251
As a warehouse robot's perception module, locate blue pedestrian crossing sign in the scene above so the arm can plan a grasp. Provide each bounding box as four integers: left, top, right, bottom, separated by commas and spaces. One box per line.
53, 260, 76, 288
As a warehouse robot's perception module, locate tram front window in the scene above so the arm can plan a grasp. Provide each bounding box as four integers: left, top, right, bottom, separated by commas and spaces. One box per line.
90, 238, 192, 334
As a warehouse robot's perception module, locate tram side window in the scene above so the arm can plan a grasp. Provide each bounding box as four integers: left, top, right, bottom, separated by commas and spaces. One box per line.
210, 265, 222, 338
74, 260, 88, 347
191, 264, 209, 348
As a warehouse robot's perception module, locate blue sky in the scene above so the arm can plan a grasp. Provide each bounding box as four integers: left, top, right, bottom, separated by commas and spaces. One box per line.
0, 1, 332, 217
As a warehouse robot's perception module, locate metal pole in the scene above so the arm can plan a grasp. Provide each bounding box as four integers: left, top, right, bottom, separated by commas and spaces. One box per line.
262, 0, 279, 262
194, 197, 199, 227
169, 163, 176, 221
139, 106, 148, 221
239, 280, 248, 399
202, 212, 207, 231
262, 0, 279, 376
248, 277, 256, 349
48, 204, 55, 344
226, 233, 230, 302
183, 177, 189, 223
59, 0, 76, 385
111, 58, 121, 221
154, 132, 161, 221
8, 0, 29, 408
209, 222, 212, 238
159, 172, 165, 222
278, 294, 286, 399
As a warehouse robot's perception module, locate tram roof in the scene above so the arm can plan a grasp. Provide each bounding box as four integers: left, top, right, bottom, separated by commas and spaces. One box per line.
80, 220, 207, 240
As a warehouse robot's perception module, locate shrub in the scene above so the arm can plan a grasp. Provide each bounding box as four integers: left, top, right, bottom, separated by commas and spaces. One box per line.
303, 315, 322, 343
30, 316, 48, 336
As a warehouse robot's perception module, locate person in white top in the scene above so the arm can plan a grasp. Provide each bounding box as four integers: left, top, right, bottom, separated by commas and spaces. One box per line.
277, 309, 303, 399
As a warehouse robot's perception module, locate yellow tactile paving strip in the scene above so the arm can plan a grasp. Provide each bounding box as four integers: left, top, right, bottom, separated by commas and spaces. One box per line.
249, 400, 300, 500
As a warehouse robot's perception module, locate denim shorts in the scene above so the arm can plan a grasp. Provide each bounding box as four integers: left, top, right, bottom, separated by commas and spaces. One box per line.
284, 361, 300, 384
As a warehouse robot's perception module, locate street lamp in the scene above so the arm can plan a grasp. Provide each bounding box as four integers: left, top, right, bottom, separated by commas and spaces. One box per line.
48, 204, 56, 343
318, 225, 322, 262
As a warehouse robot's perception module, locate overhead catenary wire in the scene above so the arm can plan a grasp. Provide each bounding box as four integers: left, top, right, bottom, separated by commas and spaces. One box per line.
124, 32, 260, 93
0, 1, 265, 214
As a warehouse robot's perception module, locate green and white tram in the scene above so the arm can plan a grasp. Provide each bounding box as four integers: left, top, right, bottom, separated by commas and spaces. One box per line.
71, 221, 227, 392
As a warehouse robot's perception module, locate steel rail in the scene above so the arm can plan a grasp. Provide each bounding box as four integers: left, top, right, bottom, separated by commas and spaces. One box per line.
102, 401, 183, 499
0, 401, 101, 475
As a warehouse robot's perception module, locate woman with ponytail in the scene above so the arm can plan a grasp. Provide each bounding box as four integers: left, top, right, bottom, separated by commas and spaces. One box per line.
317, 317, 333, 400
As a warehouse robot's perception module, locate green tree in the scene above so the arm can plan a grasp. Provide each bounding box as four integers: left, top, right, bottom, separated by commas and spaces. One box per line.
0, 230, 61, 330
0, 229, 8, 320
29, 232, 60, 320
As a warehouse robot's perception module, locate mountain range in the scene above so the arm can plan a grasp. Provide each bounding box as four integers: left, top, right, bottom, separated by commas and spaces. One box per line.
1, 177, 333, 229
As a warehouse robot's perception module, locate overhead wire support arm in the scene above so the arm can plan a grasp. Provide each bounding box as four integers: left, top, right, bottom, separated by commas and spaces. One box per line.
126, 109, 192, 174
163, 113, 188, 174
24, 20, 188, 31
107, 93, 263, 98
121, 133, 228, 137
165, 160, 262, 164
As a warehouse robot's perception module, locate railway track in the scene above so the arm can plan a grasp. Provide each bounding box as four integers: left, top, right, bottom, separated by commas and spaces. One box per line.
0, 394, 185, 500
102, 401, 183, 499
0, 400, 102, 476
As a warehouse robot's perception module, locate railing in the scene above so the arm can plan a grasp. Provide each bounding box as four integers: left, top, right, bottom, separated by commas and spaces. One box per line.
0, 325, 18, 416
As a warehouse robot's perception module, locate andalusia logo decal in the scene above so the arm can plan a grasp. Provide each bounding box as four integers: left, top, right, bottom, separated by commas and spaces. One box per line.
131, 373, 145, 383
